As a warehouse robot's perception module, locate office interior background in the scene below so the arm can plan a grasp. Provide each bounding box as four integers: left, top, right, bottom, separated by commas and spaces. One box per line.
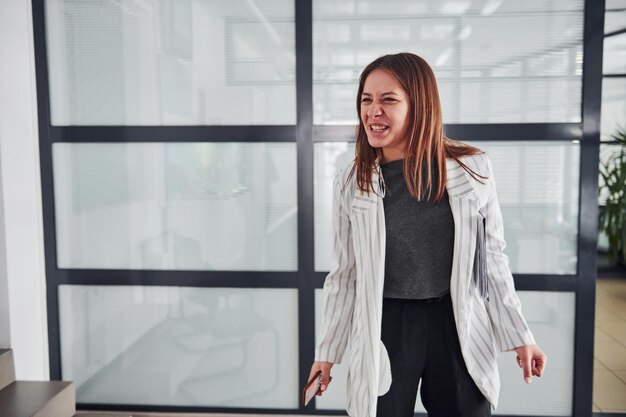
0, 0, 624, 416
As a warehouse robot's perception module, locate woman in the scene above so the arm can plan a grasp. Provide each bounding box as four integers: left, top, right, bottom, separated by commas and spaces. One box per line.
309, 53, 547, 417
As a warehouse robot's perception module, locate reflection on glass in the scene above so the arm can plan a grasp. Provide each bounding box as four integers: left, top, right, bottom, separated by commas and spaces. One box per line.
313, 0, 584, 124
45, 0, 295, 125
53, 142, 297, 271
315, 289, 574, 416
314, 141, 579, 274
59, 285, 299, 407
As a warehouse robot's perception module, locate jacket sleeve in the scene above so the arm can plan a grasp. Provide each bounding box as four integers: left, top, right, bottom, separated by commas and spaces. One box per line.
483, 155, 537, 352
314, 172, 357, 364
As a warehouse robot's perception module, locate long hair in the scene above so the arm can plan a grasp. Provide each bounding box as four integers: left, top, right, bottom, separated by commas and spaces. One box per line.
347, 52, 487, 203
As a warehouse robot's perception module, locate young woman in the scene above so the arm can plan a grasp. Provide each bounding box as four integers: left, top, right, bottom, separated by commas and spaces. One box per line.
309, 53, 547, 417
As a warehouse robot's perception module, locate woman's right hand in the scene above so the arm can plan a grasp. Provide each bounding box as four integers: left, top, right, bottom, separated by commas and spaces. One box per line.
309, 361, 334, 396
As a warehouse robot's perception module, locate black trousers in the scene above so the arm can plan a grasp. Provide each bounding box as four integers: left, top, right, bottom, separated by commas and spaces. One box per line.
376, 293, 492, 417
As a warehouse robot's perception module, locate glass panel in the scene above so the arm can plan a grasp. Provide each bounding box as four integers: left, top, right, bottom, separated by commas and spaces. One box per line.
44, 0, 295, 125
605, 10, 626, 35
598, 140, 623, 251
600, 76, 626, 242
315, 290, 574, 415
313, 0, 584, 124
313, 142, 355, 272
473, 141, 579, 274
59, 285, 298, 407
601, 78, 626, 141
314, 141, 579, 274
599, 143, 622, 206
606, 0, 626, 7
605, 0, 626, 34
53, 142, 297, 271
603, 33, 626, 74
495, 292, 575, 415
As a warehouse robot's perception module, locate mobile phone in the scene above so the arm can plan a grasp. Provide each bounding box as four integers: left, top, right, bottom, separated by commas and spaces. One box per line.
302, 370, 322, 407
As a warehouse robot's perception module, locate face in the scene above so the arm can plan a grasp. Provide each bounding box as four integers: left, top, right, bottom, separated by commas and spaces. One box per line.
360, 69, 411, 163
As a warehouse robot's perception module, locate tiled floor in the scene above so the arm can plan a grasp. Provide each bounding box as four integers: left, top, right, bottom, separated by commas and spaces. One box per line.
594, 277, 626, 413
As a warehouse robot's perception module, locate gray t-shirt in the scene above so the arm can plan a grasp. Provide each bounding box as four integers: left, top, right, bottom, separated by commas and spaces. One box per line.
380, 158, 454, 299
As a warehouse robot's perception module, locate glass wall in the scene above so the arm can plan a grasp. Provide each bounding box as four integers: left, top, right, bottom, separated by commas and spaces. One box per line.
45, 0, 296, 125
34, 0, 599, 415
599, 1, 626, 249
59, 285, 299, 407
53, 142, 297, 271
313, 0, 583, 124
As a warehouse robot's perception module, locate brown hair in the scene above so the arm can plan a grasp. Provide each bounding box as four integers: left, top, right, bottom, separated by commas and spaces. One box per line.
347, 52, 487, 202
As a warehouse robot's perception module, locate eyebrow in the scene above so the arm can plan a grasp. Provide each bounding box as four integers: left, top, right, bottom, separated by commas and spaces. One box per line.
361, 92, 399, 97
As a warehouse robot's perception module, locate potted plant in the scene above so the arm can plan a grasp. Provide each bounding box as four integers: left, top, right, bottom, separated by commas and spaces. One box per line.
599, 126, 626, 265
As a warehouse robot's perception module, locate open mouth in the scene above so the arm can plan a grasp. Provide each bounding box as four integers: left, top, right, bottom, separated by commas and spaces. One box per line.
370, 124, 389, 132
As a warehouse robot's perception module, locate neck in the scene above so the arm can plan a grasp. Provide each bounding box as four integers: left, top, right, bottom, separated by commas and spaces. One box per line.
381, 148, 406, 164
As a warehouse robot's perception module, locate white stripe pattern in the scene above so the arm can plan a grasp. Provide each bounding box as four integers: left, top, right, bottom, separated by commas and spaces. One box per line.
315, 153, 536, 416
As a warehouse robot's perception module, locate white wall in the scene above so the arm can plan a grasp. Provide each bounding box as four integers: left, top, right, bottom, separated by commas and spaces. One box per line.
0, 150, 10, 349
0, 0, 49, 380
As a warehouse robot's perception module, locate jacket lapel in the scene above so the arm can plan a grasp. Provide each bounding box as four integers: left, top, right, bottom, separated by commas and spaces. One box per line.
445, 157, 480, 344
446, 157, 478, 200
351, 164, 383, 212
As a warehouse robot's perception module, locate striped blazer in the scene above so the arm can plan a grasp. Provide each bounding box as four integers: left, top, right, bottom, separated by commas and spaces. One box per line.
314, 152, 536, 416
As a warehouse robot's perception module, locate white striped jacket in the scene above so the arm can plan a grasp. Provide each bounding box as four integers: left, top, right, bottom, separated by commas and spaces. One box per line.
314, 152, 536, 416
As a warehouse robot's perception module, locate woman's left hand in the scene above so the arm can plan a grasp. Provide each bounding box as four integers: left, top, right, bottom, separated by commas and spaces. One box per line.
513, 344, 547, 384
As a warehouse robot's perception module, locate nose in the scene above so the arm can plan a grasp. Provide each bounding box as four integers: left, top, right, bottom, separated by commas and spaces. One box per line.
367, 103, 383, 119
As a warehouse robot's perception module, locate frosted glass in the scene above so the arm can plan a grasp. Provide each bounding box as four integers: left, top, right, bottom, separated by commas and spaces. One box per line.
313, 142, 355, 273
44, 0, 295, 125
495, 292, 575, 415
604, 34, 626, 75
314, 290, 574, 416
313, 0, 584, 124
314, 141, 579, 274
605, 10, 626, 35
601, 78, 626, 140
59, 285, 299, 407
53, 142, 297, 270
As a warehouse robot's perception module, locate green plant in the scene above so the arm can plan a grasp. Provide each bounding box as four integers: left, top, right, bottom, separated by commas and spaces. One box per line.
599, 126, 626, 263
